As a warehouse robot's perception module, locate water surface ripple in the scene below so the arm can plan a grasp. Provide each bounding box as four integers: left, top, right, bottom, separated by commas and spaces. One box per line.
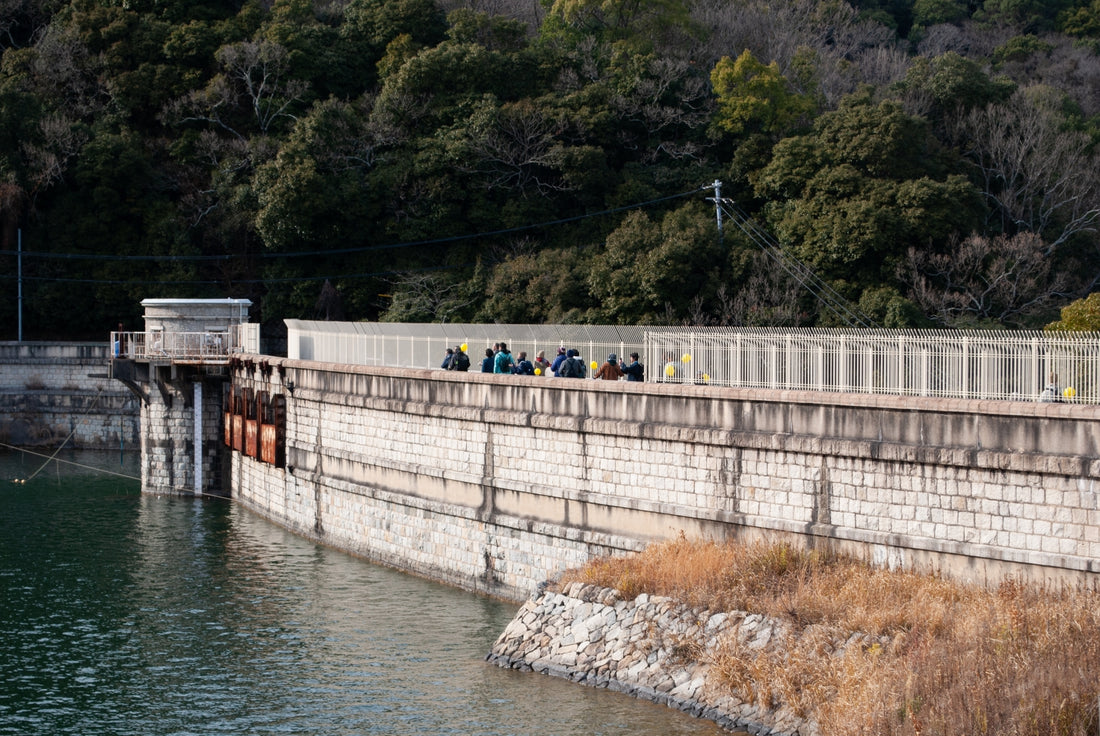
0, 450, 724, 735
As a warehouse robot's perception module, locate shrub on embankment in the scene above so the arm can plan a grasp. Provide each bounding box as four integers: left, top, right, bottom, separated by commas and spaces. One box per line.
558, 536, 1100, 736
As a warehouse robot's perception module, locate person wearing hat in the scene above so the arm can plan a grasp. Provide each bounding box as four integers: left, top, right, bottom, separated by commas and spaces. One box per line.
550, 346, 569, 376
594, 352, 624, 381
533, 350, 551, 375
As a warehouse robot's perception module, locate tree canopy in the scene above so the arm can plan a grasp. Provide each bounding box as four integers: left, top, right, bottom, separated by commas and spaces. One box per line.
2, 0, 1099, 339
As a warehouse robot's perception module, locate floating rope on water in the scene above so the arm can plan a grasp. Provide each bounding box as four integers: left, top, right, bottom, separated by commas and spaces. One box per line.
0, 441, 141, 483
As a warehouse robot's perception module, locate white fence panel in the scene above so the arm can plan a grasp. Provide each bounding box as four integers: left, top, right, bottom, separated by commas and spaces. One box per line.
283, 321, 1100, 404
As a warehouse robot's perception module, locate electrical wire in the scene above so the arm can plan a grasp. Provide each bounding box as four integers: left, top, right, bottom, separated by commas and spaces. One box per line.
3, 262, 464, 285
0, 188, 705, 262
718, 199, 878, 329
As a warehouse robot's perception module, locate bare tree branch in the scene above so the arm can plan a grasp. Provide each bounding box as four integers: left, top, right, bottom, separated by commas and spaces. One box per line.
903, 232, 1071, 326
954, 88, 1100, 252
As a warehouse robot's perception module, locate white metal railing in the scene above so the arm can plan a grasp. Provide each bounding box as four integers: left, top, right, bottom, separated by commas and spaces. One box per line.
286, 320, 647, 375
284, 321, 1100, 404
643, 327, 1099, 404
111, 324, 259, 362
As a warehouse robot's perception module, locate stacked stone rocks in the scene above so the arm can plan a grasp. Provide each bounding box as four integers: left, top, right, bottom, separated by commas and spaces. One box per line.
486, 581, 816, 736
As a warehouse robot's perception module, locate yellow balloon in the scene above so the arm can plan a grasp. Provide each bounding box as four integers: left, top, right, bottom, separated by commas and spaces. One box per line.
460, 343, 468, 352
702, 373, 710, 383
534, 367, 542, 375
681, 353, 692, 363
664, 363, 676, 377
590, 361, 598, 371
1064, 386, 1076, 398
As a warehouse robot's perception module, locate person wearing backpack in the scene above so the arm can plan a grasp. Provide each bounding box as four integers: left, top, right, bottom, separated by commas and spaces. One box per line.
493, 342, 515, 374
512, 351, 534, 375
560, 349, 586, 378
451, 346, 471, 372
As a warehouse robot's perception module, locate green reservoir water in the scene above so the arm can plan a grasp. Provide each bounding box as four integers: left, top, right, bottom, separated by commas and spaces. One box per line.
0, 449, 724, 736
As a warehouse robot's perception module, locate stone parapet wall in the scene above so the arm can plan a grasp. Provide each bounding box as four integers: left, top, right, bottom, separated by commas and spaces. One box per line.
487, 582, 820, 736
0, 342, 139, 449
228, 358, 1100, 602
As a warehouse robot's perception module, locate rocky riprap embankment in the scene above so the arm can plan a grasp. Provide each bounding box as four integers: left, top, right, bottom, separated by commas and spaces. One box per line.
485, 582, 818, 736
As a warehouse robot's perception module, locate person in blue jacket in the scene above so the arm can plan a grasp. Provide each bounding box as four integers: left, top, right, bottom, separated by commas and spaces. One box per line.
481, 348, 494, 372
549, 347, 568, 376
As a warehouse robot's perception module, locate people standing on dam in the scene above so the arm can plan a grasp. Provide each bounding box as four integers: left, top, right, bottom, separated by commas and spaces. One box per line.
493, 343, 515, 373
448, 346, 470, 371
594, 353, 624, 381
513, 351, 534, 375
621, 353, 644, 382
550, 347, 568, 376
533, 351, 551, 376
558, 349, 587, 378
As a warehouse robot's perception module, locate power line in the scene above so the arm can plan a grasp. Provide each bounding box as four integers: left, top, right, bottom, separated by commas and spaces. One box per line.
716, 198, 877, 329
0, 189, 704, 262
0, 263, 464, 286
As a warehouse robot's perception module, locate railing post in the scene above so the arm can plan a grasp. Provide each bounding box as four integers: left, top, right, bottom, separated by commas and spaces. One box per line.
962, 337, 970, 398
897, 335, 905, 396
839, 335, 848, 392
784, 333, 792, 389
734, 334, 742, 387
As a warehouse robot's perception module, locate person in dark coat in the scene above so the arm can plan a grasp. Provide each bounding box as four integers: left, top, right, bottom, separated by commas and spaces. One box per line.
513, 351, 534, 375
621, 352, 644, 382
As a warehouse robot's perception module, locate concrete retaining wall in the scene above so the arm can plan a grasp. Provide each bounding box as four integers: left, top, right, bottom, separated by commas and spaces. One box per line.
227, 357, 1100, 602
0, 342, 139, 449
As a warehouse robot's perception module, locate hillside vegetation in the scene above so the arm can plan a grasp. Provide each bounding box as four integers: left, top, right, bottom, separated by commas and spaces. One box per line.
1, 0, 1099, 338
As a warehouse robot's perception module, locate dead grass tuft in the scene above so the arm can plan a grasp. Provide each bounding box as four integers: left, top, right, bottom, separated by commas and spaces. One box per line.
559, 536, 1100, 735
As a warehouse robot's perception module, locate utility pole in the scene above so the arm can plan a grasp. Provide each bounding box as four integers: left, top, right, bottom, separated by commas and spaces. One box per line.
708, 180, 723, 245
17, 228, 22, 342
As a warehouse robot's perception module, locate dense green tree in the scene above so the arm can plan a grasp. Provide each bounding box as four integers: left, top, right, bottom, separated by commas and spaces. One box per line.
911, 0, 969, 29
1058, 0, 1100, 37
336, 0, 447, 91
754, 92, 984, 302
476, 247, 592, 323
541, 0, 697, 51
2, 0, 1099, 338
260, 0, 342, 99
975, 0, 1074, 31
586, 203, 722, 323
255, 97, 376, 252
894, 52, 1015, 131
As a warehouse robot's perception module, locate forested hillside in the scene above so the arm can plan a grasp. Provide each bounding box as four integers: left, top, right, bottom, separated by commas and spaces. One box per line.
1, 0, 1098, 339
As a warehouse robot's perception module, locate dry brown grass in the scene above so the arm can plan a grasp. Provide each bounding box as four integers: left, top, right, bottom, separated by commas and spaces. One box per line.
558, 535, 1100, 736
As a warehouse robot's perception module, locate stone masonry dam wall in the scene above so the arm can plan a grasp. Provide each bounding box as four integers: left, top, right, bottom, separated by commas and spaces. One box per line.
230, 357, 1100, 603
0, 342, 139, 450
